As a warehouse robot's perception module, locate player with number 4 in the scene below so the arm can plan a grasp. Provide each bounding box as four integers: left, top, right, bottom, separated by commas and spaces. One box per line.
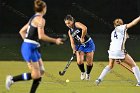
95, 16, 140, 86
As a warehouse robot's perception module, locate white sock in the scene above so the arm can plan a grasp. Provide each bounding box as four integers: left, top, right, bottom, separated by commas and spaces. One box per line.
98, 65, 111, 81
132, 66, 140, 83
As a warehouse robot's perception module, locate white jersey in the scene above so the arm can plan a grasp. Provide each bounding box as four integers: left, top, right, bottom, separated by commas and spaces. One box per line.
109, 25, 128, 51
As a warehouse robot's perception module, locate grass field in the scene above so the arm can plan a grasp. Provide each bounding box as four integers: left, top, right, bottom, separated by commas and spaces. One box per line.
0, 61, 140, 93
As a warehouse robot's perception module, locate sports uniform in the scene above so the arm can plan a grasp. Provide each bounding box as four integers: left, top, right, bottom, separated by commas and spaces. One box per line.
96, 16, 140, 86
108, 25, 128, 59
69, 24, 95, 52
21, 14, 41, 62
68, 22, 95, 80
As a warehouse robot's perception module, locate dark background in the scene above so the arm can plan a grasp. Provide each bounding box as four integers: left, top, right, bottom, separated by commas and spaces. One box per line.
0, 0, 140, 34
0, 0, 140, 61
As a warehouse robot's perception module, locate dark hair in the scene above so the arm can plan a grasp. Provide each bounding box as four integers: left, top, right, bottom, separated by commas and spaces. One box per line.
64, 14, 75, 22
34, 0, 46, 12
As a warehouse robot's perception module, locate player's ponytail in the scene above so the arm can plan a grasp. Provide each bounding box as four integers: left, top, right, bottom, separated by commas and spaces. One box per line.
34, 0, 46, 12
113, 18, 124, 27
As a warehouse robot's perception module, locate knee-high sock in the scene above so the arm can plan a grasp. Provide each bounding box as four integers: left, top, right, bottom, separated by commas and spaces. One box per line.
30, 77, 42, 93
12, 73, 32, 82
86, 64, 93, 74
132, 66, 140, 83
98, 65, 111, 80
77, 63, 85, 72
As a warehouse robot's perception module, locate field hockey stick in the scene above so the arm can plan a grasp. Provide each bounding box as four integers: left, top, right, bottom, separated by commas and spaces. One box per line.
115, 60, 134, 74
59, 44, 81, 76
119, 63, 134, 74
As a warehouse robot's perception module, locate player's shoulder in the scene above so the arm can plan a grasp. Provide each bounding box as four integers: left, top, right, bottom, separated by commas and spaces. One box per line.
114, 25, 126, 33
116, 24, 126, 30
35, 15, 45, 20
35, 16, 45, 24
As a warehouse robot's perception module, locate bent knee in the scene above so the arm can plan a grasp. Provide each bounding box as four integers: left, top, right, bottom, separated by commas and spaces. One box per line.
77, 60, 84, 64
86, 62, 93, 66
31, 71, 41, 79
31, 74, 41, 79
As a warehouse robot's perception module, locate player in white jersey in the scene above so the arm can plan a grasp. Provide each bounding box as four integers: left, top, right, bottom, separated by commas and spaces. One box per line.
108, 24, 128, 59
95, 16, 140, 86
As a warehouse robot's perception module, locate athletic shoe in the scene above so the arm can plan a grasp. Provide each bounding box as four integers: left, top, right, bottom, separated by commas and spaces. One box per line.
85, 74, 90, 80
80, 72, 86, 80
136, 83, 140, 86
6, 75, 13, 90
95, 79, 101, 85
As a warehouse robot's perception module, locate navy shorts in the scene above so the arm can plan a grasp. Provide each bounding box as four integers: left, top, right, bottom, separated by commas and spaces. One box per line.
21, 42, 41, 62
76, 39, 95, 53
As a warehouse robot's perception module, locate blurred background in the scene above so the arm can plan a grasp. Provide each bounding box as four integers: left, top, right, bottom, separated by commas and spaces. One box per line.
0, 0, 140, 61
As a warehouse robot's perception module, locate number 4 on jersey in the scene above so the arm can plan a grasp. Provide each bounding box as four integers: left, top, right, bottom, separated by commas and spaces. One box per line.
114, 31, 118, 39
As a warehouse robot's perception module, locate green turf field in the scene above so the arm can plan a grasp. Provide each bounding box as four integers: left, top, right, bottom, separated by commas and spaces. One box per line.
0, 61, 140, 93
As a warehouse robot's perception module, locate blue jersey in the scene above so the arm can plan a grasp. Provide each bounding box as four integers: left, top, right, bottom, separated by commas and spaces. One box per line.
69, 23, 90, 45
21, 14, 41, 62
69, 23, 95, 52
25, 14, 40, 42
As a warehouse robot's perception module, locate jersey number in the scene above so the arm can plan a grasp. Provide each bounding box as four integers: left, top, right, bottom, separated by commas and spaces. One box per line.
114, 31, 118, 39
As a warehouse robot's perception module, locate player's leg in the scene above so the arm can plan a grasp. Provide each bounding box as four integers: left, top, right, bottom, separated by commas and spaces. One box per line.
5, 62, 32, 90
29, 61, 42, 93
29, 49, 43, 93
76, 51, 85, 80
38, 58, 45, 76
6, 43, 42, 92
6, 42, 33, 90
85, 51, 94, 80
37, 47, 45, 76
95, 59, 115, 85
124, 54, 140, 86
5, 62, 39, 90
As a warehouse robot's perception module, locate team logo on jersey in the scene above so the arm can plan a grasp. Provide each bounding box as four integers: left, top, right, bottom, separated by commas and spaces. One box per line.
71, 29, 80, 37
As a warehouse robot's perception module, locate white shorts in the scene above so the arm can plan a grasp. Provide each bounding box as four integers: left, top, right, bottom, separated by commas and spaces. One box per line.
108, 50, 126, 59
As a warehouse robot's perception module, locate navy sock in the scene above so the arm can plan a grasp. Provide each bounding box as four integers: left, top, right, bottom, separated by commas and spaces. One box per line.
30, 77, 42, 93
86, 65, 93, 74
77, 63, 85, 72
12, 73, 32, 82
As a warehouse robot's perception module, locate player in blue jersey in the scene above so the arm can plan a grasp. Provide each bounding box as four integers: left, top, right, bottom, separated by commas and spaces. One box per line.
5, 0, 63, 93
64, 15, 95, 80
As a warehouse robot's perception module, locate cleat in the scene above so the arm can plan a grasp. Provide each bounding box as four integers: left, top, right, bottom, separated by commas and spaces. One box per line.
136, 83, 140, 86
95, 79, 101, 85
80, 72, 86, 80
5, 75, 13, 90
85, 74, 90, 80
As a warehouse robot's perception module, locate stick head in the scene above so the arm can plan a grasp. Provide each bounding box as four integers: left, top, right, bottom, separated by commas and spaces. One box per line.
59, 71, 65, 76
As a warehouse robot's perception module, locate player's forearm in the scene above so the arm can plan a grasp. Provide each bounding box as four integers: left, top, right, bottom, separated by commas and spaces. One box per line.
127, 16, 140, 29
19, 31, 26, 40
81, 28, 87, 38
131, 16, 140, 25
40, 34, 56, 43
71, 43, 76, 51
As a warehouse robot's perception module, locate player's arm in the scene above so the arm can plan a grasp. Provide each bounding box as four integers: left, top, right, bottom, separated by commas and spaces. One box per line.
75, 22, 87, 43
68, 30, 76, 52
126, 16, 140, 29
37, 17, 63, 45
19, 23, 29, 39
